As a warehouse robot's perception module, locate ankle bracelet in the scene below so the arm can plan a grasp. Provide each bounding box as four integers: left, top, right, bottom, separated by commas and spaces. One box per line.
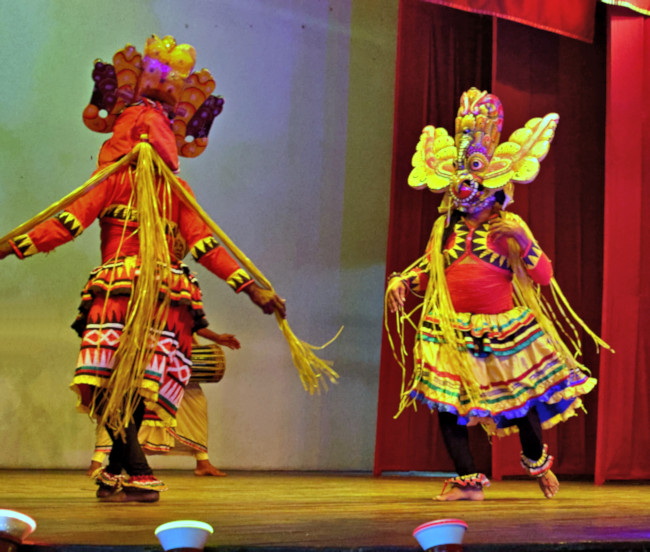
520, 444, 554, 477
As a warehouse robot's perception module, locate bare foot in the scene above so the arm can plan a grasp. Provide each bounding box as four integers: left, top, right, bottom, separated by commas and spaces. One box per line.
538, 469, 559, 498
435, 486, 484, 501
194, 459, 226, 477
87, 460, 103, 477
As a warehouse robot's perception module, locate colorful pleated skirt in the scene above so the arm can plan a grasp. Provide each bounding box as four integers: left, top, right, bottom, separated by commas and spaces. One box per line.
70, 257, 208, 428
407, 306, 597, 436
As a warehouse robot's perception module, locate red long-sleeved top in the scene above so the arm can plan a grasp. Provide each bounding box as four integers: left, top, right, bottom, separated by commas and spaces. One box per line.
405, 213, 552, 314
10, 167, 252, 293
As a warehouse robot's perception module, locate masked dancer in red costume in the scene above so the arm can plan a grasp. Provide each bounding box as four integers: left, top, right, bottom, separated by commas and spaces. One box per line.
0, 35, 285, 502
387, 88, 609, 501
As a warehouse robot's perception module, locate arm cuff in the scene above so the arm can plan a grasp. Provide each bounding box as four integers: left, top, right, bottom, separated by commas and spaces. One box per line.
191, 236, 219, 262
522, 241, 542, 269
11, 234, 38, 259
227, 268, 254, 292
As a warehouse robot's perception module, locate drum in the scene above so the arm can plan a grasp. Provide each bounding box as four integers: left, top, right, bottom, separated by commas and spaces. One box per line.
189, 343, 226, 383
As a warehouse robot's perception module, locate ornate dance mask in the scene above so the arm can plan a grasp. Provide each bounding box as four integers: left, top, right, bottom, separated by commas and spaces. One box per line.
82, 34, 224, 159
408, 88, 559, 213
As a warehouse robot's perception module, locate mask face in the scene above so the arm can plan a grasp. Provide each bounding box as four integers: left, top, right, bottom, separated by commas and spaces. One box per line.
449, 89, 503, 212
407, 88, 559, 213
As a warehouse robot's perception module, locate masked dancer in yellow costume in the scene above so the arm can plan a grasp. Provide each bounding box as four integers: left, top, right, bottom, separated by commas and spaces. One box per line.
0, 35, 285, 502
387, 88, 609, 501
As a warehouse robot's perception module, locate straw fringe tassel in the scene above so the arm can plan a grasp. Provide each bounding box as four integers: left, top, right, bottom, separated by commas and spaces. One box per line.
388, 216, 483, 418
386, 212, 612, 419
506, 213, 613, 369
1, 142, 340, 406
0, 153, 137, 246
155, 153, 341, 394
97, 142, 174, 437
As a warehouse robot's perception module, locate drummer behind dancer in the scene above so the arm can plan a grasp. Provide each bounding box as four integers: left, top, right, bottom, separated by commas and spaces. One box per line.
88, 326, 239, 477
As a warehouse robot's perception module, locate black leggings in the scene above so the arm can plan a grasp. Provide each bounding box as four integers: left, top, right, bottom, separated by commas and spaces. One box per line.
438, 408, 544, 476
103, 397, 153, 477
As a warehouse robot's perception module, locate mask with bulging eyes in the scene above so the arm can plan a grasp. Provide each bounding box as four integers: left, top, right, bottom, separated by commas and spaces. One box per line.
408, 87, 559, 215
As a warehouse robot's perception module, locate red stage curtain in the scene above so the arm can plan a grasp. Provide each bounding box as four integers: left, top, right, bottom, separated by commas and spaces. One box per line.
422, 0, 598, 42
595, 7, 650, 484
489, 14, 606, 478
375, 0, 607, 477
374, 0, 493, 476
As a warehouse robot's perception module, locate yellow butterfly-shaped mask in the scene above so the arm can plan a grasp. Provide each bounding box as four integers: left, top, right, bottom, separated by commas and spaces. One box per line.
408, 88, 559, 213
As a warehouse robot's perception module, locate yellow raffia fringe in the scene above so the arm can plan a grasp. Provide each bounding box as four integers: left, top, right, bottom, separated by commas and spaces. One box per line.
97, 141, 174, 437
388, 216, 484, 418
505, 212, 613, 363
383, 281, 422, 411
154, 152, 341, 394
386, 211, 613, 418
1, 141, 340, 408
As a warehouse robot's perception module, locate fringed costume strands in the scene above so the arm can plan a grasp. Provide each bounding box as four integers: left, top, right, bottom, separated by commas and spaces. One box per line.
386, 88, 611, 500
0, 35, 292, 502
400, 212, 597, 437
10, 135, 249, 431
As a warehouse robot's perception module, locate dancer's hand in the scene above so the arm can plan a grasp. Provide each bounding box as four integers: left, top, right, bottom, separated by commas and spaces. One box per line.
196, 328, 241, 350
213, 333, 241, 350
387, 277, 407, 313
489, 217, 531, 251
244, 282, 287, 318
0, 241, 13, 260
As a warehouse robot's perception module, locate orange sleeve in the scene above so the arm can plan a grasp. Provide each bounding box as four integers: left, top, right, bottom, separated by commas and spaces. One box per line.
10, 173, 113, 258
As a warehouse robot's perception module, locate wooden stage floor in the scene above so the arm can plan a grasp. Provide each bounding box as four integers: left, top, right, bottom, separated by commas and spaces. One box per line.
1, 470, 649, 552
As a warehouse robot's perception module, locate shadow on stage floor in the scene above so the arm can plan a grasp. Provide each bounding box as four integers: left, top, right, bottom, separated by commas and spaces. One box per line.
1, 470, 649, 552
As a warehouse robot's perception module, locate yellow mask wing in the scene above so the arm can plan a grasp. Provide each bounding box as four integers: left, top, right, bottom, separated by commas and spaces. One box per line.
484, 113, 559, 188
408, 125, 456, 192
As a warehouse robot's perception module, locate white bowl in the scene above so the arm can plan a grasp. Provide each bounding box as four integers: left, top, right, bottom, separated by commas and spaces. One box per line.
0, 509, 37, 543
155, 520, 214, 551
413, 518, 467, 550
